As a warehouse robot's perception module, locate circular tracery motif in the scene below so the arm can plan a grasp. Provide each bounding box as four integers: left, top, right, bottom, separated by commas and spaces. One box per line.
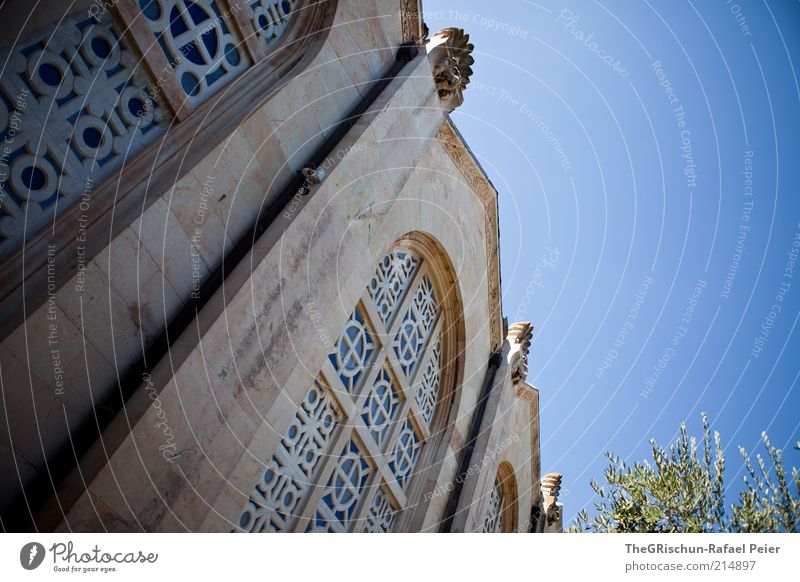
329, 309, 375, 393
119, 86, 154, 125
392, 274, 438, 379
360, 367, 401, 447
250, 0, 298, 51
27, 50, 74, 98
73, 115, 113, 159
330, 453, 365, 510
395, 320, 420, 368
138, 0, 247, 101
388, 419, 422, 490
363, 487, 396, 533
367, 382, 392, 427
10, 155, 58, 203
338, 320, 367, 375
394, 430, 415, 472
79, 27, 121, 68
309, 439, 373, 531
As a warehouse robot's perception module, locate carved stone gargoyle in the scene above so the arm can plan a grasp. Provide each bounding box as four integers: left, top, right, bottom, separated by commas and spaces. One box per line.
541, 472, 563, 529
507, 321, 533, 384
426, 27, 475, 111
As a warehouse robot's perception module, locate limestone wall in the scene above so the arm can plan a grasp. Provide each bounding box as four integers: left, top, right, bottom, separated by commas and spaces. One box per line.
438, 333, 540, 533
50, 31, 517, 527
0, 0, 408, 521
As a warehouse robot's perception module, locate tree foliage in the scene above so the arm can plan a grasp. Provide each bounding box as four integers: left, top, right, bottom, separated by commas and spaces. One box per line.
570, 415, 799, 532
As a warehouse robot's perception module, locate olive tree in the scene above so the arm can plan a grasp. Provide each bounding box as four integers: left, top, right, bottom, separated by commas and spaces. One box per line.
570, 415, 799, 532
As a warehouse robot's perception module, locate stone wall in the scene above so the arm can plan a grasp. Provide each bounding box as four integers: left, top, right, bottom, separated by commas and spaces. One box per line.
0, 0, 409, 516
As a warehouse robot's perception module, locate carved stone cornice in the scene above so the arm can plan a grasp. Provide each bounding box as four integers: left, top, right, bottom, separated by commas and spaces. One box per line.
435, 117, 502, 350
401, 0, 424, 44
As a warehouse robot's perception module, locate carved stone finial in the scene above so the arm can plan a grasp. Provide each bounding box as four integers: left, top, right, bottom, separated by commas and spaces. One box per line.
426, 27, 475, 111
507, 321, 533, 384
541, 472, 563, 526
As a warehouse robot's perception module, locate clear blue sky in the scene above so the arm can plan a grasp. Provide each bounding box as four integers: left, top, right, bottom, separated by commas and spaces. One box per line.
424, 0, 800, 524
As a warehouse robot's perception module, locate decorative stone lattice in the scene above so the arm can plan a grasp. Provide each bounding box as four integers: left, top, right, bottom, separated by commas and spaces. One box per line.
415, 334, 441, 426
248, 0, 299, 54
238, 248, 445, 532
482, 477, 503, 533
0, 12, 169, 256
238, 381, 340, 532
328, 307, 376, 393
360, 365, 402, 449
387, 417, 423, 491
307, 438, 373, 532
392, 275, 438, 379
138, 0, 249, 105
362, 486, 397, 533
367, 249, 418, 327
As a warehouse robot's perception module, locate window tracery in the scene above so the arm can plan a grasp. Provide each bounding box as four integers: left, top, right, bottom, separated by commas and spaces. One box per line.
138, 0, 250, 104
0, 11, 169, 256
482, 477, 503, 533
249, 0, 300, 53
238, 245, 451, 532
482, 463, 518, 533
0, 0, 308, 256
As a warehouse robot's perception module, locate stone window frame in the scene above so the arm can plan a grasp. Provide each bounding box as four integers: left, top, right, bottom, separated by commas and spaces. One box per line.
0, 0, 338, 339
237, 233, 465, 532
483, 476, 504, 532
498, 461, 519, 532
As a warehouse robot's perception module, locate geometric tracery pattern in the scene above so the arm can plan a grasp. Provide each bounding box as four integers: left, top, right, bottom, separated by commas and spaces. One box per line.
362, 485, 397, 533
238, 381, 340, 532
415, 334, 441, 426
138, 0, 250, 105
240, 247, 445, 533
359, 365, 402, 449
392, 274, 438, 379
482, 477, 503, 533
0, 11, 169, 257
387, 417, 423, 492
307, 438, 373, 532
249, 0, 300, 54
328, 307, 376, 393
367, 249, 418, 327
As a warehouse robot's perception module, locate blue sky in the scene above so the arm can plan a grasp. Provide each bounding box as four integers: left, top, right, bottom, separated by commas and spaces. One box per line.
424, 0, 800, 524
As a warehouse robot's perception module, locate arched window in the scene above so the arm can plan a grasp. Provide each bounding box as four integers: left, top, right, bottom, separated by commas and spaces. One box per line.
238, 240, 459, 532
482, 462, 518, 533
482, 477, 504, 533
0, 9, 171, 257
0, 0, 327, 257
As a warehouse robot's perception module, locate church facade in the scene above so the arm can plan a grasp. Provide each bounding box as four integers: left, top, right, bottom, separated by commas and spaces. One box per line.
0, 0, 562, 533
